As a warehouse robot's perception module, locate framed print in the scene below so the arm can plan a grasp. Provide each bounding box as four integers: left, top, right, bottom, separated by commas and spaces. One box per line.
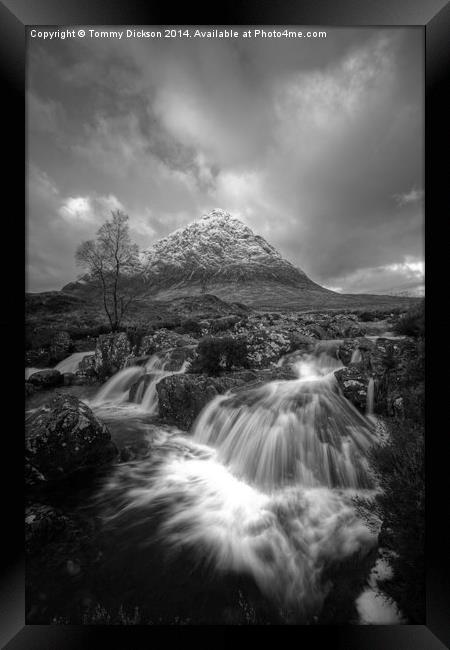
1, 0, 448, 647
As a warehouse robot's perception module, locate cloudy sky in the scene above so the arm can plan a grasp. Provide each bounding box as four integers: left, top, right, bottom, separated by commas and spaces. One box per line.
27, 27, 424, 295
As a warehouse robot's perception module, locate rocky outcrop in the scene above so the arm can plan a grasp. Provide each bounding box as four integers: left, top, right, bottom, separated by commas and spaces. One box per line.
25, 394, 118, 486
27, 369, 63, 389
156, 367, 296, 430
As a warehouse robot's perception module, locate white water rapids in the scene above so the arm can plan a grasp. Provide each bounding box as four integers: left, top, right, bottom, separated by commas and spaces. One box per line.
94, 344, 382, 620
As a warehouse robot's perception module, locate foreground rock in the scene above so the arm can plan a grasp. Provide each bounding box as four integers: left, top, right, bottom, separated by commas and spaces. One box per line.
156, 367, 296, 430
25, 394, 118, 486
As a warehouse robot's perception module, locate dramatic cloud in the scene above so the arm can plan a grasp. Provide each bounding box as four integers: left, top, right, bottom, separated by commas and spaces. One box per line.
27, 28, 424, 294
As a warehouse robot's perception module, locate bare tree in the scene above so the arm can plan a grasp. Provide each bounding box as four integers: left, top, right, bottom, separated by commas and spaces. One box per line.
75, 211, 143, 330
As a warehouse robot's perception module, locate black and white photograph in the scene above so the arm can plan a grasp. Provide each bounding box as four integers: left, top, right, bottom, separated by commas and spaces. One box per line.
24, 24, 426, 627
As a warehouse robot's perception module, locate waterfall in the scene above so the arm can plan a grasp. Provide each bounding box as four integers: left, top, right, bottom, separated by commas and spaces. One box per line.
366, 377, 375, 416
55, 351, 95, 374
96, 344, 379, 618
90, 350, 189, 413
90, 366, 145, 406
192, 351, 375, 490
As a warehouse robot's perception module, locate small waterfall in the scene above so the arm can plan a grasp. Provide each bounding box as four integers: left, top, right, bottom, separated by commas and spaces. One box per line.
55, 351, 95, 374
96, 342, 379, 617
351, 348, 362, 364
91, 350, 188, 413
91, 366, 145, 406
192, 350, 375, 491
366, 377, 375, 416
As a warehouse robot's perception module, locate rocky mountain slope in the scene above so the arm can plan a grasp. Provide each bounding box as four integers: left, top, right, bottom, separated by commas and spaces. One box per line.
139, 209, 333, 307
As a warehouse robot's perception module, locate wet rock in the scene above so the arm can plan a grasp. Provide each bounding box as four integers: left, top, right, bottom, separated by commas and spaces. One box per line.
25, 394, 118, 485
334, 366, 371, 413
28, 369, 63, 389
157, 371, 258, 430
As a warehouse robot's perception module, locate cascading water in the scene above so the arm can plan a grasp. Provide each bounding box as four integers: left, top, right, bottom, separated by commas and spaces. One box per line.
192, 352, 374, 491
95, 343, 380, 620
139, 355, 188, 414
90, 351, 188, 414
90, 366, 145, 407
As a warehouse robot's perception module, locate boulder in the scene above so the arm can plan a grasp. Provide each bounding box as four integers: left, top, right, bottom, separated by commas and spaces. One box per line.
334, 366, 371, 413
157, 371, 259, 430
25, 394, 118, 486
27, 369, 63, 389
93, 332, 131, 380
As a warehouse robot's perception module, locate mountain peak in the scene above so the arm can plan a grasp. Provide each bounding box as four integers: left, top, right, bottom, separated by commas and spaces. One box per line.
141, 209, 329, 306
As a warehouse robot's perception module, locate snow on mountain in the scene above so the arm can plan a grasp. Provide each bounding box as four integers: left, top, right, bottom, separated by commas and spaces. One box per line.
141, 209, 323, 294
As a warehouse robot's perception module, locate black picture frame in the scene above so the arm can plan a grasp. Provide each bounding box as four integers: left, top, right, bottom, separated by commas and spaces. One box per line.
2, 0, 448, 647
